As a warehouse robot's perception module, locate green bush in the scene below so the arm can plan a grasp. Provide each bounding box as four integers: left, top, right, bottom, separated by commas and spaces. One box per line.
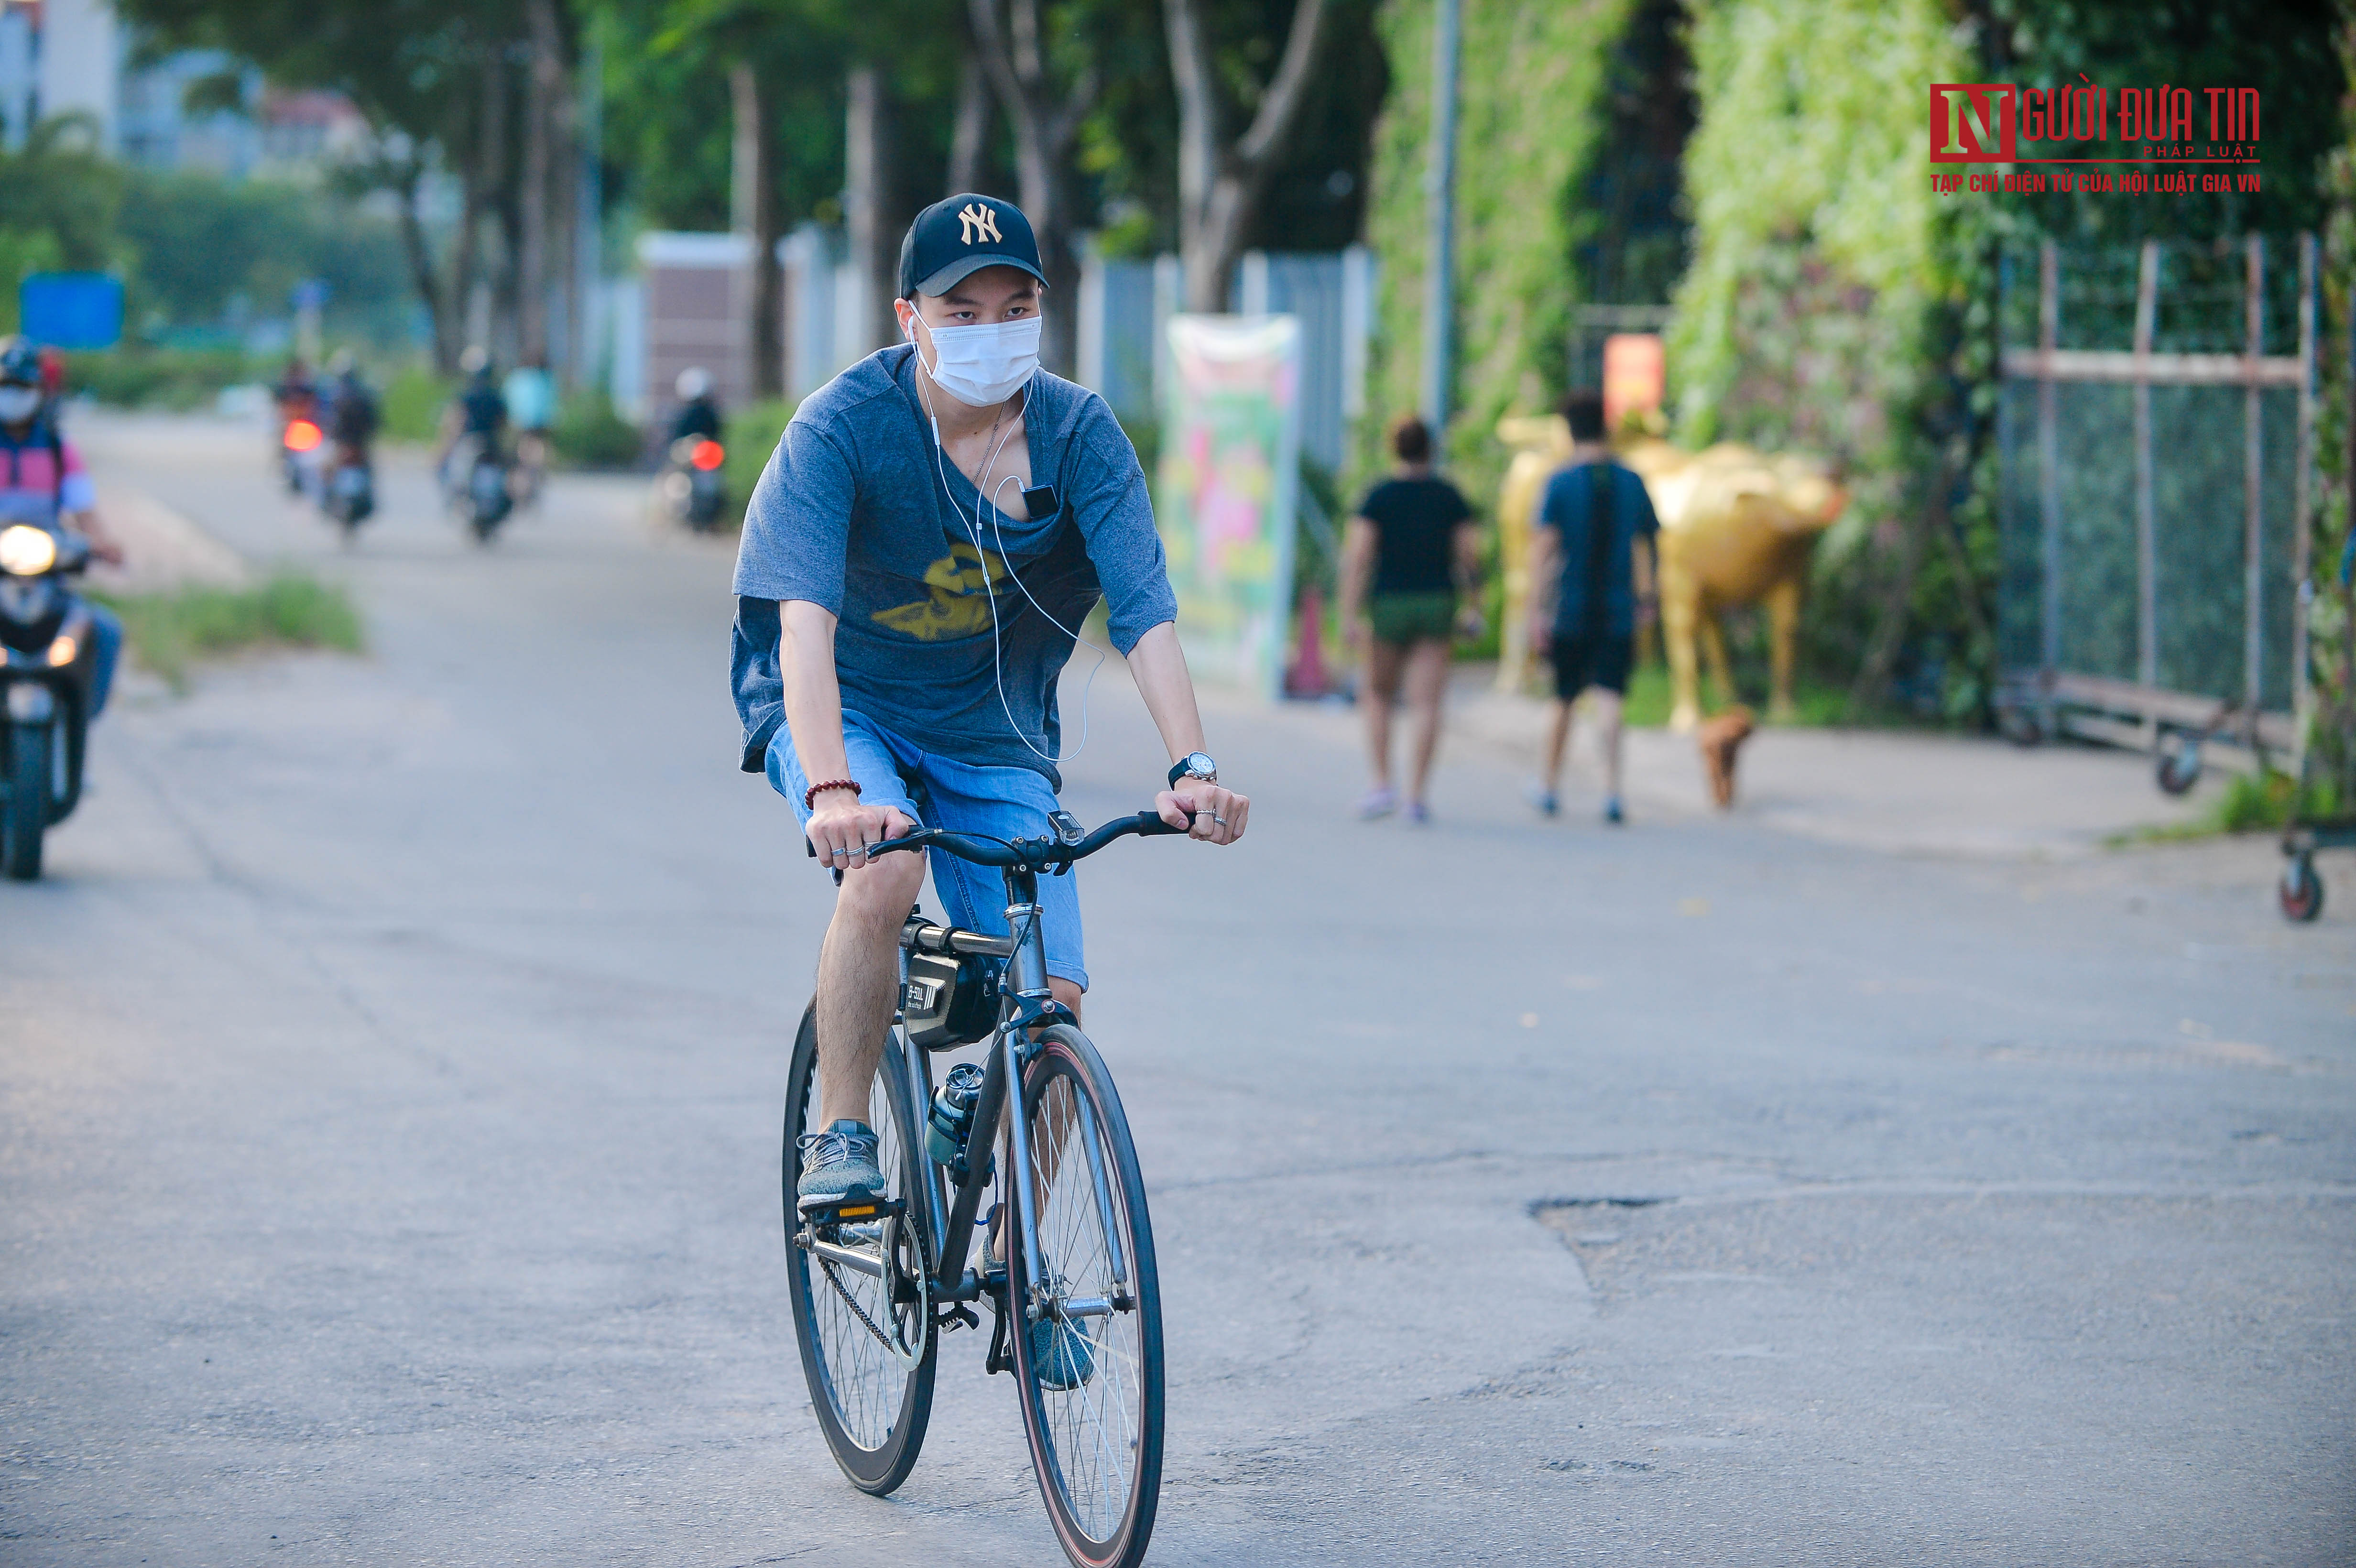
720, 399, 795, 528
551, 391, 644, 469
65, 347, 253, 410
380, 366, 451, 444
90, 572, 363, 692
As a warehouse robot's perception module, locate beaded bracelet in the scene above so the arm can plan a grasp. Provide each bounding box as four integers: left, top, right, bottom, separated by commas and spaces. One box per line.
803, 778, 862, 812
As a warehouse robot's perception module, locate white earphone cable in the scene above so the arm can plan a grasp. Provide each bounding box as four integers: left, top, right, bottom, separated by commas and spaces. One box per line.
908, 326, 1103, 768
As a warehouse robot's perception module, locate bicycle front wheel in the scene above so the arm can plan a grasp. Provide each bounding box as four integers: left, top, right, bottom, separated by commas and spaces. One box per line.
1008, 1025, 1164, 1568
783, 1000, 937, 1494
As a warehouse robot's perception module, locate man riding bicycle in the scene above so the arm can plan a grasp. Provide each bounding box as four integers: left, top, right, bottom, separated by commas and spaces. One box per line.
730, 193, 1248, 1215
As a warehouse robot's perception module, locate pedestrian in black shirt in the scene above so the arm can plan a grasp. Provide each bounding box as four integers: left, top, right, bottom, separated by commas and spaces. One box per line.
1526, 389, 1659, 825
1337, 414, 1481, 822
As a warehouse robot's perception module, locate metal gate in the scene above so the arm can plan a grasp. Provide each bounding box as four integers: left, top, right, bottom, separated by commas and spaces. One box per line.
1996, 235, 2318, 767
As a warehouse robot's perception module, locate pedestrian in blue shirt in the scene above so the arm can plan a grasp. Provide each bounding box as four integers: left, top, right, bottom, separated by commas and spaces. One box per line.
1525, 389, 1658, 825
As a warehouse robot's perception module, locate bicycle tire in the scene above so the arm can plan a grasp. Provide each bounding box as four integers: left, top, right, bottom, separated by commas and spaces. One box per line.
1007, 1025, 1164, 1568
782, 999, 937, 1494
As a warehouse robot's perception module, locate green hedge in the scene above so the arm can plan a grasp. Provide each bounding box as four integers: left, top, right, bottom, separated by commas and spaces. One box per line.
1361, 0, 1633, 502
64, 348, 254, 411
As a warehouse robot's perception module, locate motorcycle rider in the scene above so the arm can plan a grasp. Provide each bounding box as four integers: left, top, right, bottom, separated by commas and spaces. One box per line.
436, 346, 509, 492
670, 366, 723, 445
324, 349, 379, 460
0, 337, 125, 717
503, 353, 556, 501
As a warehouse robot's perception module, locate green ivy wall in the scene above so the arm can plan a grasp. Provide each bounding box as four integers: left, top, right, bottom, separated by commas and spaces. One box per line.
1361, 0, 1635, 498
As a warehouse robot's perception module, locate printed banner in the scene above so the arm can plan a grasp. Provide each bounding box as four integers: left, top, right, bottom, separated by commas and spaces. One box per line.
1156, 314, 1301, 698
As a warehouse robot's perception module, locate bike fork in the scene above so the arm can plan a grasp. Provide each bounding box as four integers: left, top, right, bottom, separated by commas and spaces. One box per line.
1002, 1025, 1049, 1321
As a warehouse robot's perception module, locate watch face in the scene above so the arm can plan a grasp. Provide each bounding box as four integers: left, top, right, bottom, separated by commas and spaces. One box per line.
1185, 751, 1217, 779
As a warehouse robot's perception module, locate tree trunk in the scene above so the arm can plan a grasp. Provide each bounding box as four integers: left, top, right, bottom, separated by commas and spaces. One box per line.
478, 43, 511, 359
394, 158, 458, 373
948, 54, 991, 196
970, 0, 1095, 375
519, 0, 570, 371
1162, 0, 1335, 314
518, 1, 555, 366
730, 61, 783, 398
843, 65, 895, 362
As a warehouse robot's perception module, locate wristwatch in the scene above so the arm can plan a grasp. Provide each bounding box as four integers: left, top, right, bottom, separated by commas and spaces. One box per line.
1167, 751, 1218, 789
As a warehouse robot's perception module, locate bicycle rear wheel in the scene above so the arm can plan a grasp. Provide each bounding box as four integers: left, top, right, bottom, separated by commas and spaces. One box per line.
1007, 1025, 1164, 1568
783, 1000, 936, 1494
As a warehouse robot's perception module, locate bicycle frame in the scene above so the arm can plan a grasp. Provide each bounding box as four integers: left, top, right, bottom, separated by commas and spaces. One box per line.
896, 856, 1075, 1318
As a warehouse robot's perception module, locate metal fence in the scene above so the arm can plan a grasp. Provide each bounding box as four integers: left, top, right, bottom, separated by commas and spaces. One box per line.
1996, 235, 2317, 758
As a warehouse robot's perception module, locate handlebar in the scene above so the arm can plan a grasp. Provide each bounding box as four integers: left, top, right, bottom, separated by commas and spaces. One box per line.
806, 808, 1191, 872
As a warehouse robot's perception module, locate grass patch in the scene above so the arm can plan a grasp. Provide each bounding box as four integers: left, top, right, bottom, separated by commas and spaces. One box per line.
2115, 767, 2345, 847
1618, 659, 1849, 728
90, 573, 363, 691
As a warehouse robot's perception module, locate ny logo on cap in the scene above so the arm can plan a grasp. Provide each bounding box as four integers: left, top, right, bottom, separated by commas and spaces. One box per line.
958, 202, 1002, 245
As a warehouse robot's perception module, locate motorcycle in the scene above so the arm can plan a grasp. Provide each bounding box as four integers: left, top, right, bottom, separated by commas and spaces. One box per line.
661, 435, 727, 532
322, 446, 375, 540
280, 413, 324, 496
444, 436, 514, 544
0, 523, 97, 881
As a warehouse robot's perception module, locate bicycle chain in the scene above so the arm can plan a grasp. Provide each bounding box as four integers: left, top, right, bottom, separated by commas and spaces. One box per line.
819, 1253, 902, 1352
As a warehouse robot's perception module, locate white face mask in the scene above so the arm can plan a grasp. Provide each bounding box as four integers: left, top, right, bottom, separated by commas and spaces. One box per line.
910, 315, 1040, 408
0, 386, 40, 423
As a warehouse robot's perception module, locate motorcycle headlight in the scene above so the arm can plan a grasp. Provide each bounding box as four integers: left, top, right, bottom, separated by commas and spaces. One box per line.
0, 525, 57, 576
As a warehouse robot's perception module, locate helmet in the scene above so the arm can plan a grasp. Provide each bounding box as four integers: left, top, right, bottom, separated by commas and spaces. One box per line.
676, 366, 713, 401
459, 345, 491, 377
0, 336, 40, 387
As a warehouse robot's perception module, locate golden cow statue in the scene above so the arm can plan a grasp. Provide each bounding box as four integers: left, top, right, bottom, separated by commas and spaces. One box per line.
1493, 417, 1846, 731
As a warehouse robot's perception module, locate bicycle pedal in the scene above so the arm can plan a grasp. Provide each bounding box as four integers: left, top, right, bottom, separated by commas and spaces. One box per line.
935, 1302, 981, 1335
802, 1196, 902, 1227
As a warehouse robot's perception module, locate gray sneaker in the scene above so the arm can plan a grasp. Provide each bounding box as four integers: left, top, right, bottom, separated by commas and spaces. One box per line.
796, 1119, 886, 1213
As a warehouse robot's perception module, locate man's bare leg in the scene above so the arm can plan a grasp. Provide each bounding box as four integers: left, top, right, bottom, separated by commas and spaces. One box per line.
1540, 694, 1577, 794
815, 850, 927, 1129
1592, 687, 1627, 806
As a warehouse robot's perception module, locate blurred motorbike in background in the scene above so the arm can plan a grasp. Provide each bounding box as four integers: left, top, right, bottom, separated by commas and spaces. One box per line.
0, 523, 97, 880
323, 447, 375, 540
445, 436, 514, 545
660, 435, 727, 532
280, 412, 324, 496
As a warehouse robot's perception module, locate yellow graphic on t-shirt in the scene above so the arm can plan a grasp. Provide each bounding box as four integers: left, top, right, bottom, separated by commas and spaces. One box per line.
870, 541, 1010, 640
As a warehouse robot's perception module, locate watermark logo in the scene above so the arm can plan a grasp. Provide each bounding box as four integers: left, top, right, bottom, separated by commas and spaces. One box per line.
1930, 85, 2015, 163
1927, 79, 2261, 198
958, 203, 1001, 245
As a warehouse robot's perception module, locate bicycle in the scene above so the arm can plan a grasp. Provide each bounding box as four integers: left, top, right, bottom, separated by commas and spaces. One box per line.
783, 807, 1183, 1568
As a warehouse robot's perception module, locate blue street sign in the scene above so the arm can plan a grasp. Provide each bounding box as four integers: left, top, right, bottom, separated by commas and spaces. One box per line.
19, 273, 124, 350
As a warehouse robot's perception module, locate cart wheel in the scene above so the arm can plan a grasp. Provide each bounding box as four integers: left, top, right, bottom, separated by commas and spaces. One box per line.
1999, 704, 2043, 748
2155, 734, 2202, 796
2278, 853, 2323, 923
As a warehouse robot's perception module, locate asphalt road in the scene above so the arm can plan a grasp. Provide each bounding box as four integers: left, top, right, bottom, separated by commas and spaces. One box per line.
5, 412, 2352, 1567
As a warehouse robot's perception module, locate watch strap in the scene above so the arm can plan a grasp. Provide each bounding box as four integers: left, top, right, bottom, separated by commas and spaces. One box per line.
1167, 756, 1215, 789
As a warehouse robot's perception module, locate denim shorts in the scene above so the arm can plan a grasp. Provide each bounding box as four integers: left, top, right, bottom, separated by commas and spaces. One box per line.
768, 708, 1087, 991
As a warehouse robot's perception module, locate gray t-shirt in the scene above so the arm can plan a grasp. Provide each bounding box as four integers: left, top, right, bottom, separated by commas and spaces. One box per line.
731, 345, 1176, 789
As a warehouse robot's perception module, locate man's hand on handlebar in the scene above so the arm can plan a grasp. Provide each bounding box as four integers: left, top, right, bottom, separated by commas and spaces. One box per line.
1157, 781, 1248, 846
806, 789, 915, 871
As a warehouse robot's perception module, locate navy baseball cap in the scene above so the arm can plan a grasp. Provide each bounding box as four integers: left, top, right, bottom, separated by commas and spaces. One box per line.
898, 194, 1047, 300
